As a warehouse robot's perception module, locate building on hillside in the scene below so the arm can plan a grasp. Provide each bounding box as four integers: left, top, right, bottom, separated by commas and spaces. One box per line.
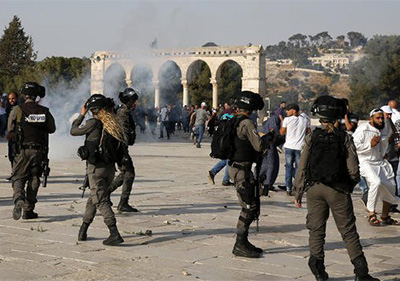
266, 58, 293, 66
309, 54, 351, 70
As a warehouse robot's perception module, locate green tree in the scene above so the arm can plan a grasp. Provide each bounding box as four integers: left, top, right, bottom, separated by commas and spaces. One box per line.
315, 31, 333, 48
349, 35, 400, 117
159, 62, 182, 106
288, 33, 308, 48
218, 61, 242, 104
189, 61, 211, 106
0, 15, 37, 92
347, 31, 368, 48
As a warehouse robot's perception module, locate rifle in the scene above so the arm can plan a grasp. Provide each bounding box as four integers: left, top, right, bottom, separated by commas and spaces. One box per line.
41, 157, 50, 188
41, 133, 50, 188
79, 174, 89, 198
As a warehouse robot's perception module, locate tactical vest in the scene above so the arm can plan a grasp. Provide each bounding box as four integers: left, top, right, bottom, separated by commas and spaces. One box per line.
231, 116, 258, 163
19, 103, 48, 146
306, 128, 353, 193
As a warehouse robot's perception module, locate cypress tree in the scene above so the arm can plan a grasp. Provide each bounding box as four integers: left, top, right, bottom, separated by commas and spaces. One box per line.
0, 15, 37, 92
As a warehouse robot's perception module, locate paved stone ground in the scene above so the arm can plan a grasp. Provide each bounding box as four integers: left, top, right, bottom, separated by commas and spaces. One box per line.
0, 131, 399, 281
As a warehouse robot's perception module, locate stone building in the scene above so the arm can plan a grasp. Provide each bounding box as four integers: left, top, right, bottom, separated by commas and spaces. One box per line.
309, 54, 351, 70
91, 45, 266, 109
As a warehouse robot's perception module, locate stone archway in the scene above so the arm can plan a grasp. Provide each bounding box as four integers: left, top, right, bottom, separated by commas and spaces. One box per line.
91, 45, 266, 108
104, 62, 127, 100
216, 60, 243, 105
131, 64, 154, 109
186, 60, 212, 107
158, 61, 183, 107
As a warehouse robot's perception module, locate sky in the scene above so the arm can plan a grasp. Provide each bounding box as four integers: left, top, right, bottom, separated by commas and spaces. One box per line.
1, 0, 400, 60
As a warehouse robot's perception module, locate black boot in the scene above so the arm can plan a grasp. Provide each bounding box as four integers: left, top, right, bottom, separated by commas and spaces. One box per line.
261, 185, 269, 196
308, 255, 329, 281
78, 222, 90, 241
117, 199, 138, 212
103, 225, 124, 246
22, 211, 38, 219
352, 255, 380, 281
242, 231, 263, 253
232, 234, 261, 258
12, 200, 24, 220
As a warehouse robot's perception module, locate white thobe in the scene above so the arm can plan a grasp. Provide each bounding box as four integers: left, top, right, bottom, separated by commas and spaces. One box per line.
352, 122, 400, 212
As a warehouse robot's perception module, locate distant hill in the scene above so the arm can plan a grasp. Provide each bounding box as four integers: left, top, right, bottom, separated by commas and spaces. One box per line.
266, 64, 349, 113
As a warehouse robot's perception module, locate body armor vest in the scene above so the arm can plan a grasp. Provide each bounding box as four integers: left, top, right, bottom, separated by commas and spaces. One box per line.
306, 128, 354, 193
231, 116, 258, 163
19, 103, 48, 146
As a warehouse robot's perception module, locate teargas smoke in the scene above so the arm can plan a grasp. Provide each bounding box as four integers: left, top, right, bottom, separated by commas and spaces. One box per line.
34, 2, 208, 158
39, 75, 91, 159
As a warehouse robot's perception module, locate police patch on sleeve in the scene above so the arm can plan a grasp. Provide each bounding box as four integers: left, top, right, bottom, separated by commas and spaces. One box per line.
25, 114, 46, 123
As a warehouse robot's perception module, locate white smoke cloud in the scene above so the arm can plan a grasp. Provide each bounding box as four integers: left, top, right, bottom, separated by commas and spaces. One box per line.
39, 75, 91, 159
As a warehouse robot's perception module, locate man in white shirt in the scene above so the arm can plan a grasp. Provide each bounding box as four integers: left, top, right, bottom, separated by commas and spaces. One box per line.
388, 100, 400, 125
352, 108, 400, 226
280, 104, 311, 195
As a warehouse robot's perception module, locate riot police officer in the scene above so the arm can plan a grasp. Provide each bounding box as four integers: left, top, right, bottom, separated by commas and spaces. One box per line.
229, 91, 267, 258
108, 88, 138, 212
71, 94, 125, 246
294, 96, 379, 281
8, 82, 56, 220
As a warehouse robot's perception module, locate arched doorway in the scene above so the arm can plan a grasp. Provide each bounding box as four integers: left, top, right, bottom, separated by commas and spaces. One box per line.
216, 60, 243, 106
187, 60, 211, 107
158, 61, 182, 107
131, 64, 154, 109
104, 63, 127, 100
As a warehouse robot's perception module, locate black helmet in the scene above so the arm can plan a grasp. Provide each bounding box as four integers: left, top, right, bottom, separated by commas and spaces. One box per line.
21, 82, 45, 98
119, 88, 139, 104
235, 91, 264, 111
311, 95, 346, 120
85, 94, 113, 111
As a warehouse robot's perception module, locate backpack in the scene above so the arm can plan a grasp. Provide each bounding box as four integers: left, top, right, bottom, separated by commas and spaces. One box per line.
305, 128, 353, 192
98, 129, 124, 164
80, 121, 124, 165
210, 114, 243, 160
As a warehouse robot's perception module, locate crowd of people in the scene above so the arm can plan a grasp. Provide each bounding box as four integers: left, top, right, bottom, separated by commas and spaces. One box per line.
4, 80, 400, 280
204, 95, 400, 281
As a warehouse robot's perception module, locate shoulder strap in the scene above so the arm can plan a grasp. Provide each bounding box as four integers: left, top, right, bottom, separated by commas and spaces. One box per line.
234, 115, 249, 128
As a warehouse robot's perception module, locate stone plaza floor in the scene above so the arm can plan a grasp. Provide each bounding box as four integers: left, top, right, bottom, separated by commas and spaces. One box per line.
0, 131, 399, 281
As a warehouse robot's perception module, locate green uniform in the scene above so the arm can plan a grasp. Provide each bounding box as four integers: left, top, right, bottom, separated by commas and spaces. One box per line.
294, 132, 363, 261
8, 101, 56, 213
70, 114, 117, 227
229, 117, 265, 236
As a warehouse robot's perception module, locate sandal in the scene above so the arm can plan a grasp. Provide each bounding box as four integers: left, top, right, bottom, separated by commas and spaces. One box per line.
380, 215, 400, 226
368, 213, 381, 226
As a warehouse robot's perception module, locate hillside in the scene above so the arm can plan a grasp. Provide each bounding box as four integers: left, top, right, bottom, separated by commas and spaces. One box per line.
266, 64, 350, 113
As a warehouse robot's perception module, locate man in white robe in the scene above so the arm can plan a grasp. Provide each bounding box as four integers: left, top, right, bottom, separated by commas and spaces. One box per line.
352, 108, 400, 225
